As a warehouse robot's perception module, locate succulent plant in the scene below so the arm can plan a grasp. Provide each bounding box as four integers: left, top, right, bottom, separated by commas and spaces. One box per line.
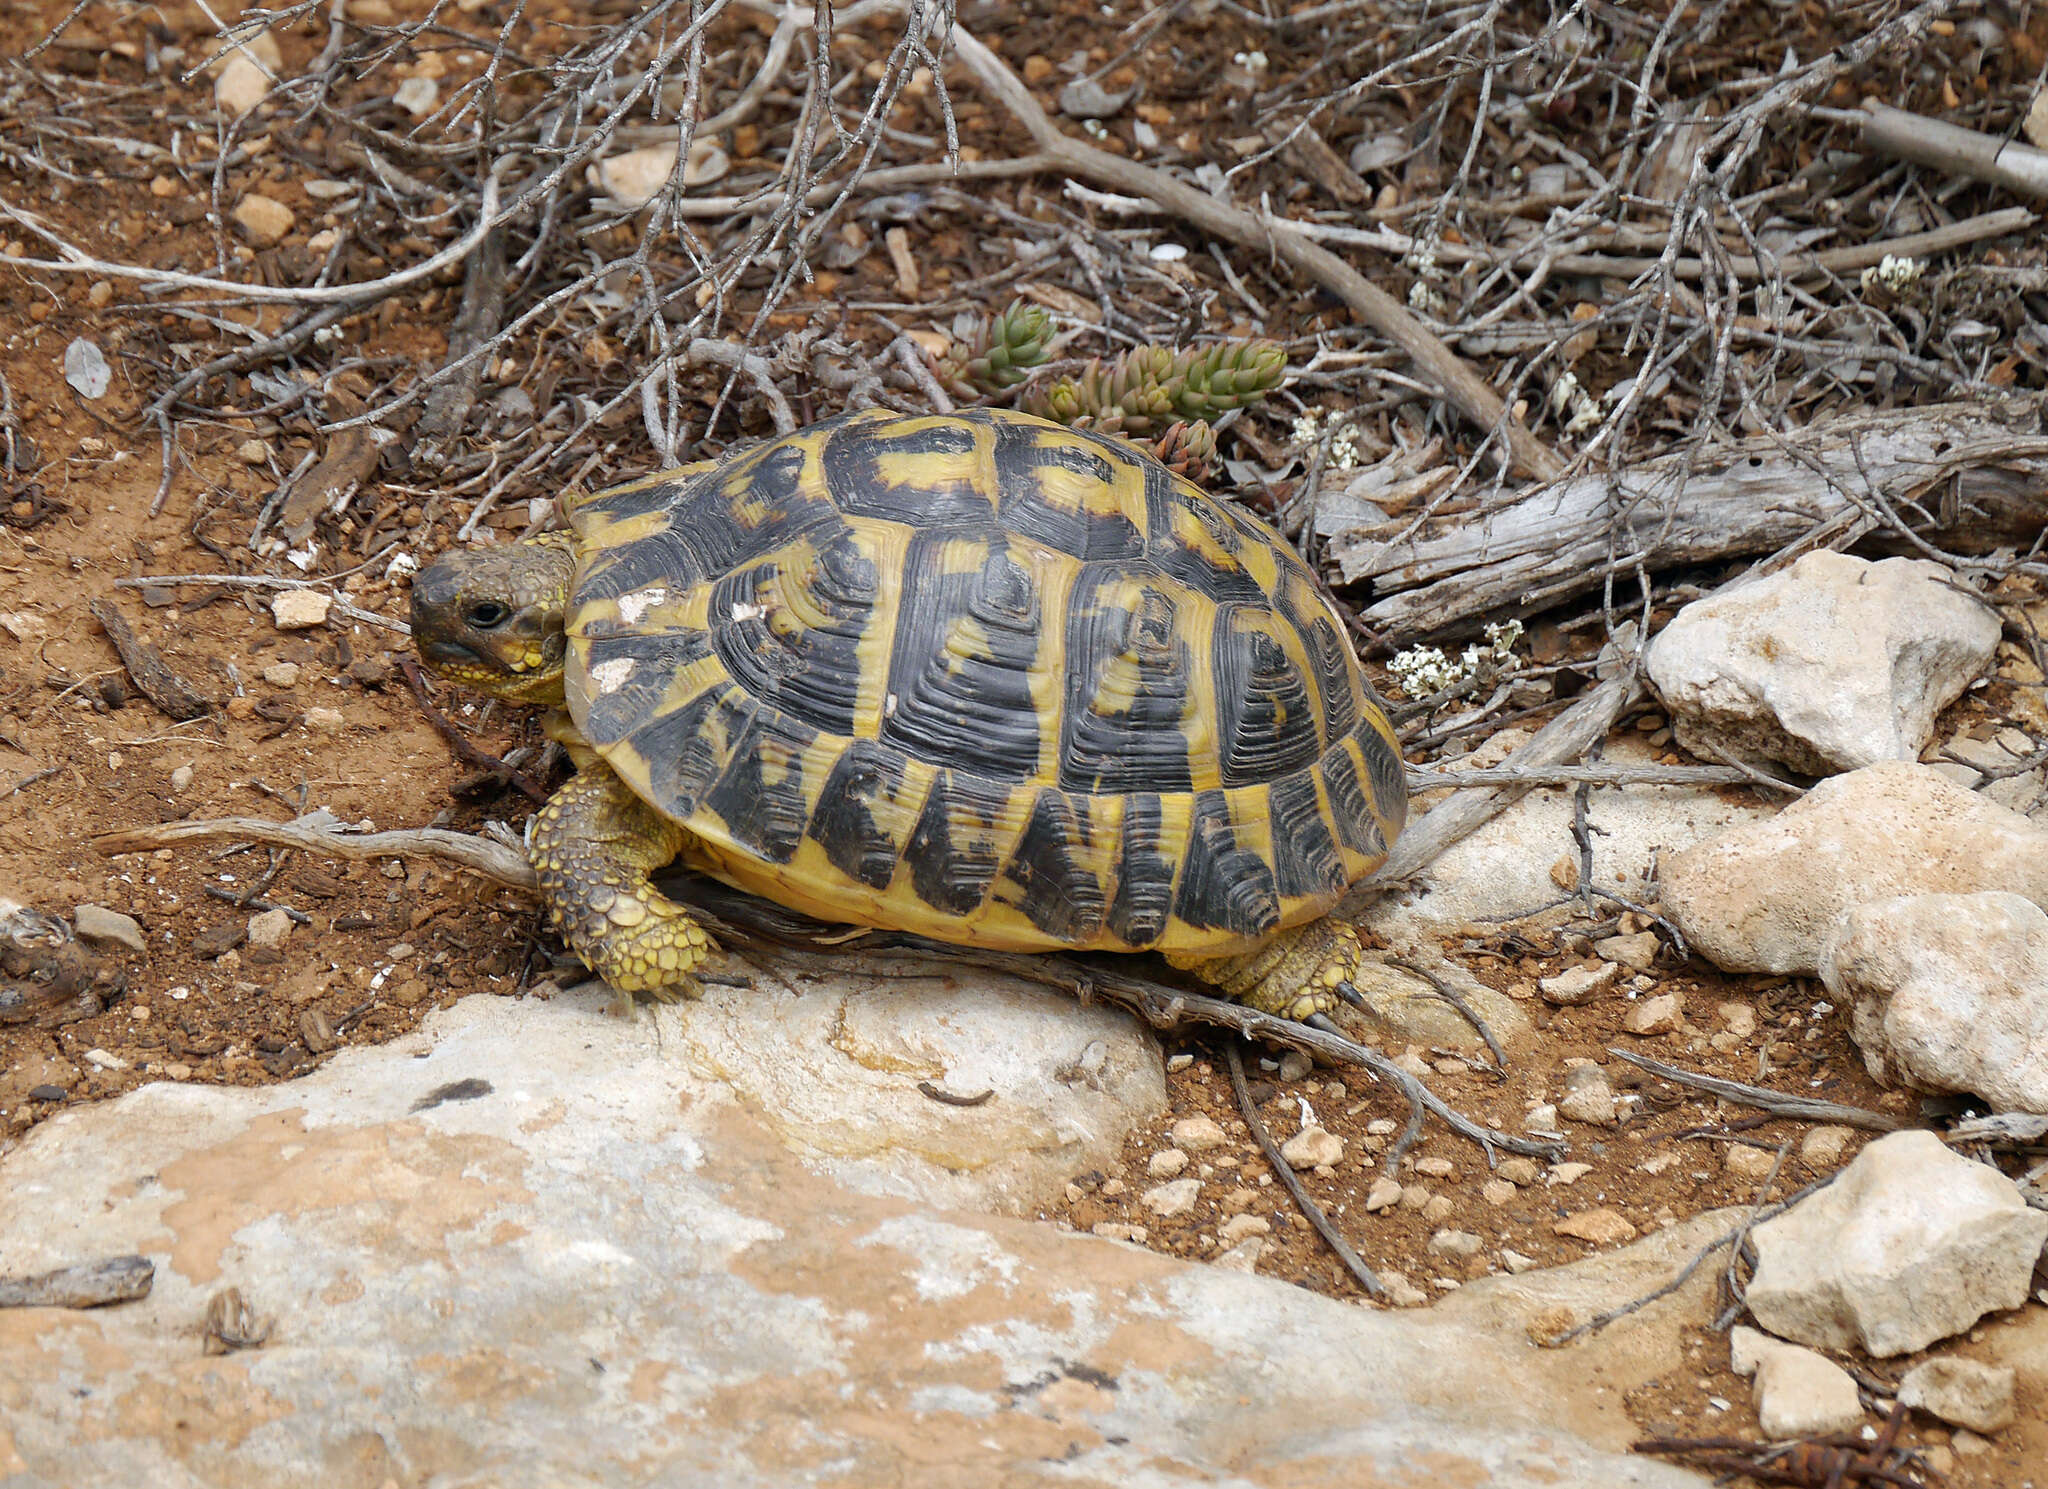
933, 300, 1055, 398
1023, 339, 1286, 435
1145, 419, 1219, 483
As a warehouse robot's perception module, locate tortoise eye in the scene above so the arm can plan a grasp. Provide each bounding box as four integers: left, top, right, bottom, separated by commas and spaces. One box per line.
466, 601, 511, 629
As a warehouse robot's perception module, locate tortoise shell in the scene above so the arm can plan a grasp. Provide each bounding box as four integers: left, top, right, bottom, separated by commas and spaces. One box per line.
559, 407, 1405, 956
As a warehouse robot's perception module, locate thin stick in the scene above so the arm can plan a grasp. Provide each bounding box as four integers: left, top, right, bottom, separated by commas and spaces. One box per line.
398, 656, 549, 804
1608, 1049, 1907, 1132
95, 816, 535, 885
1406, 762, 1792, 791
113, 575, 408, 636
1225, 1042, 1385, 1298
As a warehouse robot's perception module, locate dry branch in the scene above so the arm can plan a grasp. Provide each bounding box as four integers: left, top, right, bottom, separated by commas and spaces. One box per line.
87, 600, 213, 721
1335, 399, 2048, 635
1858, 101, 2048, 203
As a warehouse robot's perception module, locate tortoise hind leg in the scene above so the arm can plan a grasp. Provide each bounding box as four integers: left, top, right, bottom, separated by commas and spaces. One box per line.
529, 761, 716, 1001
1164, 918, 1365, 1021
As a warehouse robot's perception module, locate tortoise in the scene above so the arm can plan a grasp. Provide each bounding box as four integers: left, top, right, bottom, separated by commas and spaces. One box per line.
409, 407, 1406, 1019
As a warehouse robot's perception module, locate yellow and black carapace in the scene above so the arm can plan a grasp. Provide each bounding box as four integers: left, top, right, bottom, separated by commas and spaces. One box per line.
410, 407, 1406, 1017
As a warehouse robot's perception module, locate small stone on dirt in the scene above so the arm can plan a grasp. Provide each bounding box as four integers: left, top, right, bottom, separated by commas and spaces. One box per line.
1593, 931, 1660, 971
1364, 1178, 1402, 1211
81, 1048, 129, 1072
232, 193, 295, 247
1500, 1249, 1540, 1274
271, 590, 331, 629
1724, 1144, 1781, 1181
73, 903, 144, 953
247, 907, 294, 949
1496, 1158, 1541, 1186
1276, 1049, 1312, 1083
1427, 1229, 1483, 1257
1622, 990, 1684, 1036
193, 923, 246, 960
1168, 1115, 1227, 1151
1147, 1149, 1188, 1179
1539, 962, 1621, 1006
1218, 1213, 1270, 1245
1480, 1179, 1517, 1207
304, 707, 346, 734
213, 53, 271, 114
1556, 1065, 1617, 1126
1280, 1126, 1343, 1168
1753, 1341, 1865, 1438
1140, 1178, 1200, 1218
1800, 1125, 1853, 1169
263, 662, 302, 687
1552, 1208, 1637, 1246
393, 76, 439, 116
1896, 1356, 2015, 1433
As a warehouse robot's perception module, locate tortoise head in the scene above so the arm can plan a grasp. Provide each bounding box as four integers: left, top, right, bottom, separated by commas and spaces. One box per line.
409, 533, 577, 706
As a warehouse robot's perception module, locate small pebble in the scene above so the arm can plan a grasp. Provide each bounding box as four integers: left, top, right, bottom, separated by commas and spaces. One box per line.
1140, 1178, 1200, 1218
262, 662, 302, 687
1168, 1115, 1228, 1151
1364, 1178, 1402, 1211
1420, 1195, 1454, 1223
1480, 1179, 1518, 1207
1427, 1229, 1483, 1257
1546, 1162, 1593, 1186
231, 192, 294, 246
81, 1048, 129, 1072
169, 764, 194, 792
1800, 1125, 1853, 1169
247, 907, 294, 949
1276, 1050, 1312, 1083
1539, 962, 1622, 1006
1279, 1125, 1344, 1168
73, 903, 145, 953
1165, 1053, 1194, 1073
235, 438, 270, 465
1724, 1144, 1781, 1181
1496, 1158, 1541, 1186
1556, 1065, 1618, 1126
1412, 1157, 1454, 1179
1552, 1208, 1638, 1246
1217, 1213, 1270, 1245
1147, 1149, 1189, 1179
1523, 1103, 1561, 1132
303, 706, 346, 734
1500, 1248, 1540, 1273
1622, 990, 1685, 1036
271, 590, 331, 629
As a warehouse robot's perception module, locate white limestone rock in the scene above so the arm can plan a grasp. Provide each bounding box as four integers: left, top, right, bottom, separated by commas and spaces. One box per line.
1745, 1130, 2048, 1357
1821, 892, 2048, 1112
1661, 761, 2048, 974
0, 987, 1718, 1488
1896, 1357, 2017, 1433
1645, 552, 1999, 775
1751, 1338, 1866, 1438
1365, 733, 1773, 943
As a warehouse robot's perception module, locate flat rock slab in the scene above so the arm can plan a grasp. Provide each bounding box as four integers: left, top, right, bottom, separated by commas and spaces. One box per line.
1662, 761, 2048, 975
0, 987, 1711, 1488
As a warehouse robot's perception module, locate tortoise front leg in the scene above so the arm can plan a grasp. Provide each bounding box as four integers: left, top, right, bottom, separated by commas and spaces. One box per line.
1164, 917, 1365, 1021
528, 760, 716, 1000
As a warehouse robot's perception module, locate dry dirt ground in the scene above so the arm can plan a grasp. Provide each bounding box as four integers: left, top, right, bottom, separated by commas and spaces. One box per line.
1, 3, 2044, 1486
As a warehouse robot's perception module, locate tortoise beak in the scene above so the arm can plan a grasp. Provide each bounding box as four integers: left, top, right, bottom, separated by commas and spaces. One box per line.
418, 638, 484, 670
